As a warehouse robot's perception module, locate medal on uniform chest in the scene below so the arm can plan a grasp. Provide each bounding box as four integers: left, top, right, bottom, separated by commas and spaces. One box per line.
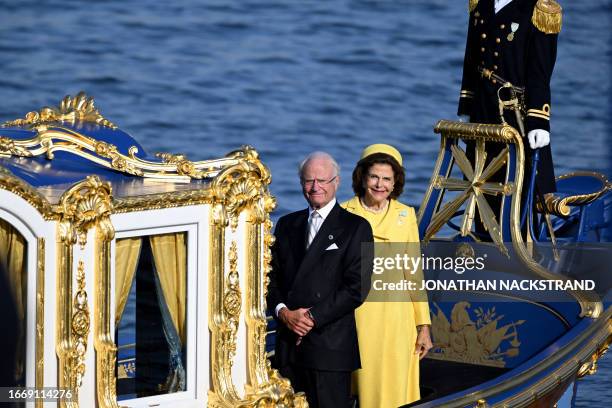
507, 22, 519, 41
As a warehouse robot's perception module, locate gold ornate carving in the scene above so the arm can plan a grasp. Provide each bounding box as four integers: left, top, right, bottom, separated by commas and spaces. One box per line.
56, 176, 114, 247
208, 147, 306, 406
210, 146, 273, 229
532, 0, 562, 34
0, 136, 33, 157
55, 175, 115, 407
2, 92, 116, 129
36, 238, 45, 408
225, 241, 241, 365
72, 260, 90, 390
209, 220, 241, 404
577, 338, 610, 379
430, 302, 525, 368
0, 124, 244, 181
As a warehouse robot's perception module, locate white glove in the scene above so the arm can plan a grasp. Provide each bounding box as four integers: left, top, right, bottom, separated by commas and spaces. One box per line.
527, 129, 550, 149
458, 115, 470, 123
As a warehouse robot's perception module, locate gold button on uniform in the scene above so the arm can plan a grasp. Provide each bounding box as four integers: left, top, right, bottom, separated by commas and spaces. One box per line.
481, 33, 487, 39
500, 24, 506, 29
480, 19, 484, 24
494, 51, 499, 57
496, 38, 501, 44
494, 65, 498, 70
481, 47, 485, 52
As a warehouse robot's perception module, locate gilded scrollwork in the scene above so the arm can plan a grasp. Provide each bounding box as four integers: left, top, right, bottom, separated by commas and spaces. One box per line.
72, 260, 90, 389
54, 175, 115, 407
208, 146, 307, 407
56, 176, 114, 247
0, 136, 33, 157
224, 241, 241, 367
0, 125, 239, 181
55, 176, 114, 247
210, 146, 273, 229
2, 92, 116, 129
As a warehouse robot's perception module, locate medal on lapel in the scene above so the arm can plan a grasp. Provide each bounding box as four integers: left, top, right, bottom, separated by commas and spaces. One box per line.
398, 210, 407, 226
508, 22, 519, 41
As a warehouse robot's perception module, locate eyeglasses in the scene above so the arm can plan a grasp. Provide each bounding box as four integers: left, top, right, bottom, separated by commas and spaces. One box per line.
367, 173, 394, 185
301, 176, 337, 188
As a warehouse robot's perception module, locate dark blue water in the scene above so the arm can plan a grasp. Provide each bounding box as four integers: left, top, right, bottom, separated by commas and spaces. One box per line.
1, 1, 610, 405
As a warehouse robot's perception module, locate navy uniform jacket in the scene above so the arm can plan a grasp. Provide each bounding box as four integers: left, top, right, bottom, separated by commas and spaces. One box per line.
458, 0, 562, 193
267, 203, 373, 371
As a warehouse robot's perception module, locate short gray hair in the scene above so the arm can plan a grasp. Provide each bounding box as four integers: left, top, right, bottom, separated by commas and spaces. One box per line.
298, 151, 340, 179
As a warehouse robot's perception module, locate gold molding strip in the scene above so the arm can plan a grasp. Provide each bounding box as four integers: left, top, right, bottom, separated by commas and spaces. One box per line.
36, 238, 45, 408
0, 167, 53, 218
1, 92, 116, 129
56, 222, 76, 408
94, 200, 118, 407
432, 307, 611, 408
113, 189, 214, 214
208, 217, 241, 405
94, 241, 119, 407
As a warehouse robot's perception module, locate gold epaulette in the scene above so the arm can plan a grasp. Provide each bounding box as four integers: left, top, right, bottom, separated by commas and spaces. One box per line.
469, 0, 479, 13
532, 0, 563, 34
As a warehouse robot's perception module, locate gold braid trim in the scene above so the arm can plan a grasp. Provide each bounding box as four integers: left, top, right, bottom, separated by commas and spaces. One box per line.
532, 0, 562, 34
469, 0, 479, 13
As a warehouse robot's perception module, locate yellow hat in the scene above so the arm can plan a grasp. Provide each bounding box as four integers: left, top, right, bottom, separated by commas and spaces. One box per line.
360, 144, 403, 166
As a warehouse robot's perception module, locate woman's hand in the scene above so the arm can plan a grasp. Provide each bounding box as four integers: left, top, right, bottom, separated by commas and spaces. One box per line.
415, 324, 433, 360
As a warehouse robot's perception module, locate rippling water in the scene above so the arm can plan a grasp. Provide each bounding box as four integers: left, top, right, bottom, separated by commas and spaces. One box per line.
1, 0, 610, 405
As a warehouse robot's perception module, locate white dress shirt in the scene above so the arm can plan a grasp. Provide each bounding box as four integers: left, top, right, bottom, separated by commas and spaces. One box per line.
495, 0, 513, 14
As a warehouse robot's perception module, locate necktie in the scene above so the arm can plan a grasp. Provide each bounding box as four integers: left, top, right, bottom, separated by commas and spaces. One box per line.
307, 211, 322, 249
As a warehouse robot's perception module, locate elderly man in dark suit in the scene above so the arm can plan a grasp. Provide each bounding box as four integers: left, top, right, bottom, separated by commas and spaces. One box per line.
268, 151, 373, 408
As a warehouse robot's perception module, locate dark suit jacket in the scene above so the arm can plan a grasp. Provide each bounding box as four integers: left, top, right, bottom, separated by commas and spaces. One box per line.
268, 202, 373, 372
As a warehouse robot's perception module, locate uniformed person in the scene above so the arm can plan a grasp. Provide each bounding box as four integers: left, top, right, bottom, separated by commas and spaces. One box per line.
458, 0, 562, 195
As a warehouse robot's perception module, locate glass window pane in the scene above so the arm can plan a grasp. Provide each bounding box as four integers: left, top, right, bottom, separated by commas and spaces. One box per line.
115, 232, 187, 400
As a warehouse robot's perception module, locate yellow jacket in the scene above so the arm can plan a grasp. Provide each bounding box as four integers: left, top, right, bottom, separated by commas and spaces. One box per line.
342, 196, 431, 325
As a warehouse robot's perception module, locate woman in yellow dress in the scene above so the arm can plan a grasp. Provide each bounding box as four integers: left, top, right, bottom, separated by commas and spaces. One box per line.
342, 144, 432, 407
